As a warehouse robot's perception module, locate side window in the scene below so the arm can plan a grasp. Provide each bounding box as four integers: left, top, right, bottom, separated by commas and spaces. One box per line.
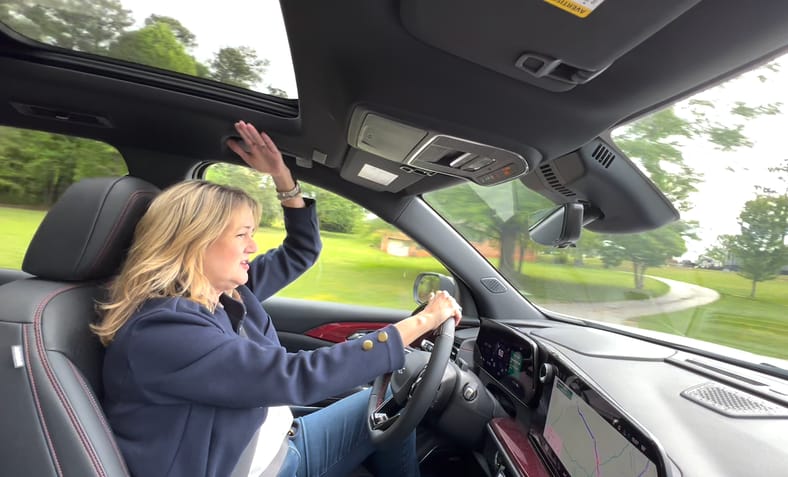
0, 126, 128, 269
204, 163, 449, 309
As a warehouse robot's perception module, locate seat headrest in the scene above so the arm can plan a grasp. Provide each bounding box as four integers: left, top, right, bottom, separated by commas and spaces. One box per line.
22, 176, 159, 282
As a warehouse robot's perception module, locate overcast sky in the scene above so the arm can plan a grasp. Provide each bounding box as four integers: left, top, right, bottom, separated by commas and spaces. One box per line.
123, 0, 298, 96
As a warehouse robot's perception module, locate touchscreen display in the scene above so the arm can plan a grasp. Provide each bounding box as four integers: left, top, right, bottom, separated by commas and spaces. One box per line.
543, 378, 658, 477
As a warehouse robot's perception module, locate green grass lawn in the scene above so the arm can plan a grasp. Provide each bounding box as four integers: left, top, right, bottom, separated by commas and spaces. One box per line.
514, 262, 670, 303
638, 267, 788, 359
252, 228, 449, 310
0, 207, 46, 269
647, 267, 788, 304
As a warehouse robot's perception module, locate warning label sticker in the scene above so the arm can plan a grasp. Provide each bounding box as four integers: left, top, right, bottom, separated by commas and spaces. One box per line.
544, 0, 605, 18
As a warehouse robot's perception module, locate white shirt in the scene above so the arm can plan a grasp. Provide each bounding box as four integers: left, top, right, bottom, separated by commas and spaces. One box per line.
247, 406, 294, 477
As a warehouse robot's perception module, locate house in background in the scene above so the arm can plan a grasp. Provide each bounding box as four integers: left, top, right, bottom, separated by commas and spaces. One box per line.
379, 231, 536, 263
379, 232, 431, 257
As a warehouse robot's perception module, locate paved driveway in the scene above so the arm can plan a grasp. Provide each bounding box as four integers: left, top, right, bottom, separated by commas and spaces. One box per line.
539, 276, 720, 325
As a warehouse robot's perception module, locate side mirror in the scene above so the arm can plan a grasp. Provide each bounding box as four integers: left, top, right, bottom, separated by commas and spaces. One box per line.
529, 203, 585, 248
413, 272, 457, 305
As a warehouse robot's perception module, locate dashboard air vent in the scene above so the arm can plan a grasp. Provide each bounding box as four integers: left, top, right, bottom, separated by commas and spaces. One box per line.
681, 382, 788, 418
539, 163, 576, 197
591, 143, 616, 168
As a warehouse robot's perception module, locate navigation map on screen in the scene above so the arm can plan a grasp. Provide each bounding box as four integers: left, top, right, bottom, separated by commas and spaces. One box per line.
543, 379, 658, 477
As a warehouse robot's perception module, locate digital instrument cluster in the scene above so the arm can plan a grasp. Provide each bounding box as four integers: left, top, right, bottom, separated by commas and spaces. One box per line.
474, 320, 538, 406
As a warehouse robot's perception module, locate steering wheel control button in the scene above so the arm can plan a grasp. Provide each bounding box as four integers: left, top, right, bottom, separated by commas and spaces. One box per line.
362, 339, 374, 351
377, 331, 389, 343
462, 383, 478, 401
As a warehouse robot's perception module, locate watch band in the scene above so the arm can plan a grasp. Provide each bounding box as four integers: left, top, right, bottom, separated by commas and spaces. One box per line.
276, 181, 301, 201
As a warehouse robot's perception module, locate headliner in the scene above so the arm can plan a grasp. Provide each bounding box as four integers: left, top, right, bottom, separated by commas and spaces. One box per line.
1, 0, 787, 189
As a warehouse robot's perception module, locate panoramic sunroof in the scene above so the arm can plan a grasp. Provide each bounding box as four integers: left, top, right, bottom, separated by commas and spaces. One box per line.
0, 0, 297, 98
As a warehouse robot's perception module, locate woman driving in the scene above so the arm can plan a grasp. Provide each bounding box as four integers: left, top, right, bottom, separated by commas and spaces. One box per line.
93, 121, 462, 477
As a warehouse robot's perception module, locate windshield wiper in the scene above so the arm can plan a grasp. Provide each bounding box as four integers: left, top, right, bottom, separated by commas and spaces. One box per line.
759, 362, 788, 380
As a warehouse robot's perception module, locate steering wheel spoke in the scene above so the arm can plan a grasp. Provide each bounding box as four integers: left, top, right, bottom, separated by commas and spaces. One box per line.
367, 318, 455, 446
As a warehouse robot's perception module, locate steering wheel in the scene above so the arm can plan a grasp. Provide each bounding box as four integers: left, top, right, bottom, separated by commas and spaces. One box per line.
366, 316, 455, 446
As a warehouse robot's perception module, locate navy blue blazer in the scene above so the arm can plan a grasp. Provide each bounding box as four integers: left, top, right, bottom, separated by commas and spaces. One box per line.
102, 200, 406, 477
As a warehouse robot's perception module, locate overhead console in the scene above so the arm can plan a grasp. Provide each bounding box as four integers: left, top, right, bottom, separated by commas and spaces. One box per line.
345, 108, 529, 189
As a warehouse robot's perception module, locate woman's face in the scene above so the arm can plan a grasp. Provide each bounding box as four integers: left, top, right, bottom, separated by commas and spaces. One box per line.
203, 205, 258, 296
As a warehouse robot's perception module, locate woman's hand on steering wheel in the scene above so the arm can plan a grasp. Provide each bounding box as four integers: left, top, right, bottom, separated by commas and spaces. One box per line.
394, 290, 462, 346
420, 290, 462, 329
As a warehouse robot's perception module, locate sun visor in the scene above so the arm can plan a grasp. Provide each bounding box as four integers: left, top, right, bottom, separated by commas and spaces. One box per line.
400, 0, 701, 92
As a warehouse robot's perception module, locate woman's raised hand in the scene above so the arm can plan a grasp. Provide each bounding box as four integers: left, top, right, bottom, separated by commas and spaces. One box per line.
227, 121, 289, 178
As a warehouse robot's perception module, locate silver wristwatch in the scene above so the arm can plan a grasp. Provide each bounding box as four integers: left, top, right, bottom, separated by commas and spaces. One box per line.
276, 181, 302, 201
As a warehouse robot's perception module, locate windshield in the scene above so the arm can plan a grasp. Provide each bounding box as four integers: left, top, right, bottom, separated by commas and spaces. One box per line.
0, 0, 296, 97
425, 56, 788, 362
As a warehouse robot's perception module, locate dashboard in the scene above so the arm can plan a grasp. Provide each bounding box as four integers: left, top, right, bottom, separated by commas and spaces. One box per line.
455, 319, 788, 477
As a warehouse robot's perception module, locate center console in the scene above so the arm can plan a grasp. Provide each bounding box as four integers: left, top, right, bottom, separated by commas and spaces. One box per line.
475, 321, 669, 477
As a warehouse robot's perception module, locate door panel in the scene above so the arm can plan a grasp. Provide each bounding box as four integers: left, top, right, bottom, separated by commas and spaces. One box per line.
263, 296, 409, 351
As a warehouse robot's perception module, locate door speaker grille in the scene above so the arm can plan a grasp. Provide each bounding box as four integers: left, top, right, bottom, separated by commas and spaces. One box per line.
480, 277, 507, 294
681, 382, 788, 418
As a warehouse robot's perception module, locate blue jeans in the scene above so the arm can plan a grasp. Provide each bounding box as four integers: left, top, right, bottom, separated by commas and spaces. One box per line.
277, 388, 419, 477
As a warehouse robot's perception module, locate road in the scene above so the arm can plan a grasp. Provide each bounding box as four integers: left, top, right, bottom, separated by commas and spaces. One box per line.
539, 276, 720, 325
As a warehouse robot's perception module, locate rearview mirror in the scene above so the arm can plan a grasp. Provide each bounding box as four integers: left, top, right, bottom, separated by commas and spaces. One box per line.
413, 272, 457, 305
529, 203, 584, 248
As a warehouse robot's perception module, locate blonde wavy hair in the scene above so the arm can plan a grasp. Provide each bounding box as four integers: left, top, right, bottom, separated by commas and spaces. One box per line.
92, 180, 261, 346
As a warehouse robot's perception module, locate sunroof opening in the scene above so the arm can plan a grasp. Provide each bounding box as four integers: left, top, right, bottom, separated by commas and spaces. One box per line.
0, 0, 297, 98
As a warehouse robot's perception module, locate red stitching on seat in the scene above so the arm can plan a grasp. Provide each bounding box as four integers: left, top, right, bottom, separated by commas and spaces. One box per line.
67, 360, 130, 477
34, 284, 106, 477
23, 325, 64, 477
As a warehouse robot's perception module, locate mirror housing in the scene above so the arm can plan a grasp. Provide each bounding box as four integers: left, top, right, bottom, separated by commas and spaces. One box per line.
529, 203, 586, 248
413, 272, 457, 305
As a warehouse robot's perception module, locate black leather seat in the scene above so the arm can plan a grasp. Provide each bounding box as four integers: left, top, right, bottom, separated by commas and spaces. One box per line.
0, 176, 159, 477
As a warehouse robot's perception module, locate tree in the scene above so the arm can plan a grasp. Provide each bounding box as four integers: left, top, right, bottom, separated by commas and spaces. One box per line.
730, 195, 788, 297
571, 230, 604, 266
139, 15, 212, 77
427, 182, 553, 275
267, 86, 289, 98
703, 234, 736, 265
607, 66, 782, 288
615, 108, 698, 211
109, 23, 198, 75
144, 15, 197, 50
599, 224, 687, 288
203, 164, 281, 227
300, 183, 366, 233
209, 47, 269, 89
0, 127, 126, 206
0, 0, 133, 54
